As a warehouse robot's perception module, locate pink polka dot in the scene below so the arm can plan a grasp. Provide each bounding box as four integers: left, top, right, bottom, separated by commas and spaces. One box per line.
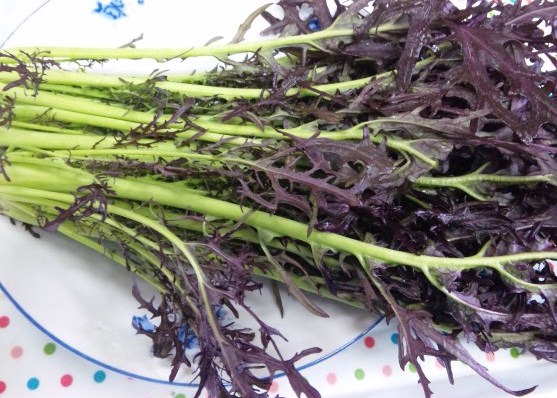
0, 316, 9, 328
268, 380, 279, 394
382, 365, 392, 377
10, 346, 23, 359
364, 336, 375, 348
486, 352, 496, 362
326, 372, 337, 385
60, 374, 73, 387
0, 381, 5, 394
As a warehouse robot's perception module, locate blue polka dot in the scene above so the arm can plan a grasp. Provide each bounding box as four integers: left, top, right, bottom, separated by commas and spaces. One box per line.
27, 377, 39, 390
93, 370, 106, 383
390, 333, 399, 344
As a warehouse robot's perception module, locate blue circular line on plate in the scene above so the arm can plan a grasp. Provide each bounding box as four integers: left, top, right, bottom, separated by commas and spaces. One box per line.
0, 0, 55, 48
0, 280, 384, 386
294, 314, 384, 372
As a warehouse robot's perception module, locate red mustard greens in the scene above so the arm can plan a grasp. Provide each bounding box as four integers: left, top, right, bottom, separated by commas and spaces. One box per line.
0, 1, 556, 397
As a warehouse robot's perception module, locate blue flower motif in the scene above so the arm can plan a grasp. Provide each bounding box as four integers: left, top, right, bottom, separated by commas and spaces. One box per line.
132, 305, 228, 351
132, 314, 156, 333
214, 305, 227, 321
137, 0, 144, 4
175, 306, 227, 350
94, 0, 127, 20
177, 324, 199, 349
308, 17, 321, 32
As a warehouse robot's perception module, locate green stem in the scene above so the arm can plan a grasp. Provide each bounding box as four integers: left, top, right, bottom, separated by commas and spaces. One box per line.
0, 85, 156, 124
0, 127, 120, 149
255, 267, 366, 310
0, 162, 554, 273
416, 173, 557, 188
415, 172, 557, 200
1, 50, 438, 100
111, 199, 365, 308
10, 120, 84, 135
0, 121, 439, 168
106, 182, 557, 270
11, 144, 432, 199
13, 104, 142, 132
7, 21, 407, 61
0, 126, 250, 149
38, 83, 111, 99
0, 49, 437, 100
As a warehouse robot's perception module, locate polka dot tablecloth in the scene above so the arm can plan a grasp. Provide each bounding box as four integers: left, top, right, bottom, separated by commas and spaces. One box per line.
3, 286, 557, 398
1, 0, 557, 397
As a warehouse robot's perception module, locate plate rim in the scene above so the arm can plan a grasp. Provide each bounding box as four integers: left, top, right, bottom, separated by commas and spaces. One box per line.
0, 276, 384, 386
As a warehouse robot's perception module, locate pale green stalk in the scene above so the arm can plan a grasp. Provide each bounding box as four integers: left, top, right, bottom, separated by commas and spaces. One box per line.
416, 171, 557, 200
8, 21, 407, 62
107, 199, 365, 308
0, 162, 554, 274
0, 110, 441, 167
10, 120, 84, 135
13, 104, 142, 132
0, 52, 436, 99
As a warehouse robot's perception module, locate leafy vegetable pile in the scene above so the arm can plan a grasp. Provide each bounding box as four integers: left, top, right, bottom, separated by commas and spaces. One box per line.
0, 0, 556, 397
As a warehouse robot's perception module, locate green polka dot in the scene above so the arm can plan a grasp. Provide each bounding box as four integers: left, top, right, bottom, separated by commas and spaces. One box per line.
408, 363, 417, 373
175, 394, 186, 398
354, 368, 365, 380
43, 343, 56, 355
510, 347, 520, 358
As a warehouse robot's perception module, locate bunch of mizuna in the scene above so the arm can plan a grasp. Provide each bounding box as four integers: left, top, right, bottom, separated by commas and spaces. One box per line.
0, 0, 556, 397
